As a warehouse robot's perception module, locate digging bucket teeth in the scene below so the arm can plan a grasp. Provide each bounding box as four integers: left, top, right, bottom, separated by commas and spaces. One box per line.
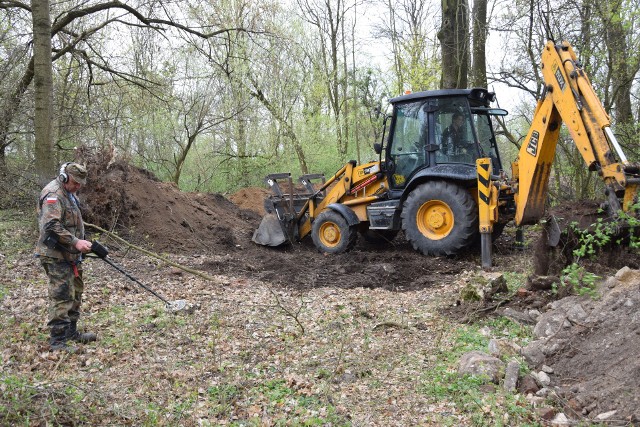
252, 172, 326, 247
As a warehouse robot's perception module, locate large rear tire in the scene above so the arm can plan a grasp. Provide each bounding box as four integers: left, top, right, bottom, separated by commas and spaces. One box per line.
402, 181, 478, 256
312, 210, 358, 254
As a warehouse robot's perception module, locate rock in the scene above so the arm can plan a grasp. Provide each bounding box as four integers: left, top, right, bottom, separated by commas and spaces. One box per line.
459, 282, 483, 302
458, 351, 504, 384
503, 360, 520, 392
594, 410, 617, 421
459, 272, 507, 302
528, 309, 542, 321
503, 307, 535, 324
521, 341, 546, 367
544, 338, 568, 356
380, 263, 395, 274
484, 272, 508, 295
526, 395, 545, 405
488, 338, 521, 357
551, 413, 570, 426
533, 312, 568, 338
518, 374, 540, 394
565, 303, 588, 324
604, 276, 618, 289
534, 371, 551, 387
535, 387, 550, 397
614, 266, 638, 283
541, 364, 554, 374
535, 407, 556, 420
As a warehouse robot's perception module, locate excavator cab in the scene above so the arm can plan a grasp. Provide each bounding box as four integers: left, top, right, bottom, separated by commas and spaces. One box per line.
383, 88, 506, 192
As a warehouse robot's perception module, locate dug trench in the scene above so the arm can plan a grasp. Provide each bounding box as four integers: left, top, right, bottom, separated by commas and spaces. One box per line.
75, 157, 639, 422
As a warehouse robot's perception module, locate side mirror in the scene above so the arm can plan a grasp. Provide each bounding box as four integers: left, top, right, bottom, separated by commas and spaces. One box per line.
374, 143, 382, 154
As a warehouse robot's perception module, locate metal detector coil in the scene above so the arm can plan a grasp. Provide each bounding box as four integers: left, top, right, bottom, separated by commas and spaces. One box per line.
89, 240, 189, 313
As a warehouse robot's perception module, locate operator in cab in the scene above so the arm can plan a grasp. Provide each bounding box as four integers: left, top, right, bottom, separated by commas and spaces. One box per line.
441, 112, 472, 157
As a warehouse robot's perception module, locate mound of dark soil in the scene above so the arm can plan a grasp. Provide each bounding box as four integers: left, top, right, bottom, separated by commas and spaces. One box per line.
228, 187, 270, 215
532, 200, 640, 277
524, 268, 640, 423
77, 157, 260, 254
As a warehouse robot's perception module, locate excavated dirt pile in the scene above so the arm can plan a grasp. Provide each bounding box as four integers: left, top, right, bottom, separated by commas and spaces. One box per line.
523, 267, 640, 423
533, 200, 640, 277
78, 156, 261, 254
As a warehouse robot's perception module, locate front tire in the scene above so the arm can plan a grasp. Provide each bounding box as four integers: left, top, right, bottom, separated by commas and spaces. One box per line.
402, 181, 478, 256
312, 210, 358, 254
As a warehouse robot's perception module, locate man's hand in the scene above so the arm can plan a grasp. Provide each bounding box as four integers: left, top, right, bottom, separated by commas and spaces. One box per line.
75, 239, 93, 253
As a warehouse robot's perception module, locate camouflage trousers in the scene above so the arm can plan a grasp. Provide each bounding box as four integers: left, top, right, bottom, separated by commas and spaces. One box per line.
40, 257, 84, 329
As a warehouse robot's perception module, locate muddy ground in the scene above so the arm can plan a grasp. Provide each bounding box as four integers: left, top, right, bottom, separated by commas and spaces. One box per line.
6, 155, 637, 424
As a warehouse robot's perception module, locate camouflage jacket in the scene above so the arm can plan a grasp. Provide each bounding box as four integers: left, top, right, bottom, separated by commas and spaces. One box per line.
35, 178, 85, 261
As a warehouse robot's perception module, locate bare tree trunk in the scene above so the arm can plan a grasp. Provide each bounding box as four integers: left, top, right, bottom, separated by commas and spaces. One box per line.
172, 133, 197, 186
298, 0, 348, 159
470, 0, 488, 88
593, 0, 637, 151
387, 0, 403, 94
32, 0, 56, 185
438, 0, 469, 89
603, 3, 633, 124
341, 2, 349, 158
351, 2, 361, 164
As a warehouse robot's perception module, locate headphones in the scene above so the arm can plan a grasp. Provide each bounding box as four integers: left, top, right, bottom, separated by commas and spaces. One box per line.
59, 162, 72, 183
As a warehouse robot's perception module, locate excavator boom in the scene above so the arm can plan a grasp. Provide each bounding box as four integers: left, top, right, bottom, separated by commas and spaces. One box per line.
512, 41, 639, 226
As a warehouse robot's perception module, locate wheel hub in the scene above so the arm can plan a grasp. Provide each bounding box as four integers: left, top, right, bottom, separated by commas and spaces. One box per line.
320, 223, 340, 246
427, 210, 445, 229
417, 200, 453, 240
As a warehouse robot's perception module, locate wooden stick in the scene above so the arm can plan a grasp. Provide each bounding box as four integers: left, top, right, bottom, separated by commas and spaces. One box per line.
83, 222, 221, 284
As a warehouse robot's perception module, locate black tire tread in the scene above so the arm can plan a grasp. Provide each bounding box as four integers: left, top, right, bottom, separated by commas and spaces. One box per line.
311, 210, 358, 254
401, 181, 478, 256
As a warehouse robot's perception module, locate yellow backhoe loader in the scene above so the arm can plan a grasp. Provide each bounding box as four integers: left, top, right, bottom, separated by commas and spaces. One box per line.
253, 41, 639, 267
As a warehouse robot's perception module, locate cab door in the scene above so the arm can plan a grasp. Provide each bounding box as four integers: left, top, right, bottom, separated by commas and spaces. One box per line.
387, 100, 430, 189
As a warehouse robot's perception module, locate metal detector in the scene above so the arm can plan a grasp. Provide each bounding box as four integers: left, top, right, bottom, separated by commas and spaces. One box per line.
89, 241, 188, 313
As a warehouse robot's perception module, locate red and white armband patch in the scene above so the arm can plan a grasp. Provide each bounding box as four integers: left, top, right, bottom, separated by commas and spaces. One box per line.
46, 197, 58, 204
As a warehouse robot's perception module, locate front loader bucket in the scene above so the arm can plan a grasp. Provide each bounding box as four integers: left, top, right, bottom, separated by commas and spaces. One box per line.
252, 213, 289, 246
253, 172, 327, 247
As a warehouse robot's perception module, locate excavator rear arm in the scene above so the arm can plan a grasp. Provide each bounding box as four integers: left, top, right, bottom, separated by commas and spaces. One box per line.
512, 41, 639, 226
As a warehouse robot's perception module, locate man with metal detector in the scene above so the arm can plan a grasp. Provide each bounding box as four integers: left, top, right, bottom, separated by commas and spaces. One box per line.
36, 162, 97, 352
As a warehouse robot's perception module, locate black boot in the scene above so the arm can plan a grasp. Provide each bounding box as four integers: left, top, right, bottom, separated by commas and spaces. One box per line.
67, 320, 97, 344
50, 325, 78, 353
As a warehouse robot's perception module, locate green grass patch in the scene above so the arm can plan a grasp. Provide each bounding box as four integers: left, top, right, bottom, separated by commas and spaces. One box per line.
503, 271, 528, 293
418, 321, 537, 426
484, 316, 532, 343
201, 378, 350, 426
0, 375, 91, 425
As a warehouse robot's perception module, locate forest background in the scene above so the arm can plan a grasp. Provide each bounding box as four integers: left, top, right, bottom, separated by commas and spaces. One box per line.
1, 0, 639, 201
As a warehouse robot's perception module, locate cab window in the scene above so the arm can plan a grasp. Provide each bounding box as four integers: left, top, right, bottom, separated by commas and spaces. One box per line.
389, 101, 428, 187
